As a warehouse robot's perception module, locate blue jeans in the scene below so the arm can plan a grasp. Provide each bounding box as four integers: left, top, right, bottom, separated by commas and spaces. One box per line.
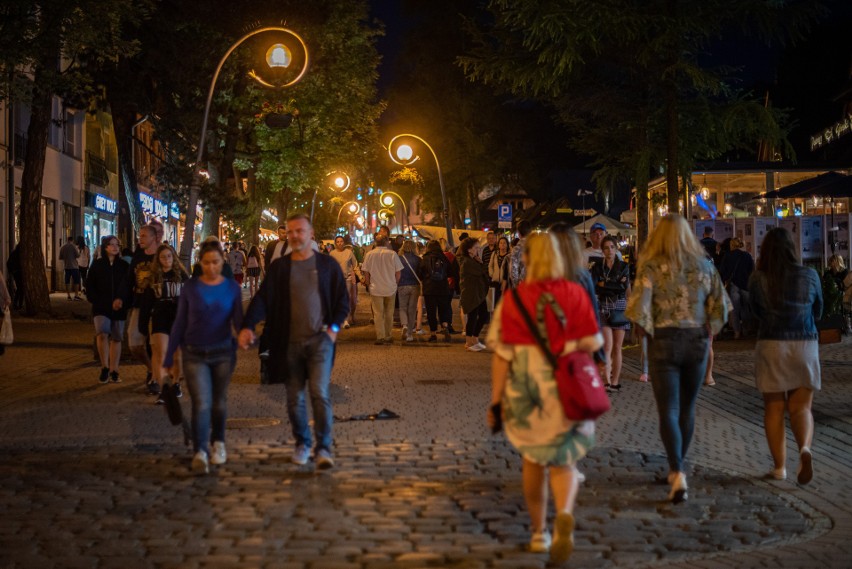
183, 340, 236, 455
285, 332, 335, 451
648, 327, 709, 472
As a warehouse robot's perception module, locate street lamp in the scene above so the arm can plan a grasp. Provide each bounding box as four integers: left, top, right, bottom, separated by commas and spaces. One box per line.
336, 200, 361, 229
311, 171, 351, 224
379, 190, 409, 233
178, 26, 309, 265
388, 134, 453, 248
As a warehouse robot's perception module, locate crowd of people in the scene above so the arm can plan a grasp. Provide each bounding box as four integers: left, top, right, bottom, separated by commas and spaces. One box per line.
0, 211, 831, 566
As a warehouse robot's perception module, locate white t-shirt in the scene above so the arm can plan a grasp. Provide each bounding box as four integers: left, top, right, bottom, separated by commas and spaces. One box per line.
227, 250, 246, 273
361, 247, 404, 297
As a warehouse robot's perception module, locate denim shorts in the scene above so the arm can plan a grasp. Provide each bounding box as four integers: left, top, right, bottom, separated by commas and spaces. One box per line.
94, 315, 125, 342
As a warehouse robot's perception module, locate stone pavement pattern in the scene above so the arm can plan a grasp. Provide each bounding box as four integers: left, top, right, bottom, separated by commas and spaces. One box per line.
0, 292, 850, 568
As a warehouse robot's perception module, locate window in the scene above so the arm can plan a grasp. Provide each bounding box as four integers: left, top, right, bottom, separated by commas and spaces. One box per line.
48, 97, 63, 148
64, 110, 77, 158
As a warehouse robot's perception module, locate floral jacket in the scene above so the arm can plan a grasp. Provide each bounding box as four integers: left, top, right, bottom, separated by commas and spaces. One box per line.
625, 257, 730, 337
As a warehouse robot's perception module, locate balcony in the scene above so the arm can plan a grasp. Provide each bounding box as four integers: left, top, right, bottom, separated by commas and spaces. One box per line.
86, 151, 109, 188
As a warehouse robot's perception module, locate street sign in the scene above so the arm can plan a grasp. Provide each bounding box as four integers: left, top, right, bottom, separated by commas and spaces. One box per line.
498, 203, 512, 229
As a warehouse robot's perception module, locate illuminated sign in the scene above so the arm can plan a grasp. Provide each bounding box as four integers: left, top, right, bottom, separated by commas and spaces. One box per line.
811, 113, 852, 151
140, 192, 180, 220
94, 194, 117, 214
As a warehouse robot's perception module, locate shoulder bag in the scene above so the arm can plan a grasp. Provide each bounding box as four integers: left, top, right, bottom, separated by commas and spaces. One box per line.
510, 289, 610, 421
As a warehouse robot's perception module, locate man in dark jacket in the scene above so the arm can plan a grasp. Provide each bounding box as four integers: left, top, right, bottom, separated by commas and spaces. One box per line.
263, 225, 288, 268
239, 214, 349, 470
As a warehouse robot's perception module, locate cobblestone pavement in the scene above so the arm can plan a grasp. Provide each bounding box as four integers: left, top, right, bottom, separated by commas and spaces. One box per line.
0, 292, 850, 568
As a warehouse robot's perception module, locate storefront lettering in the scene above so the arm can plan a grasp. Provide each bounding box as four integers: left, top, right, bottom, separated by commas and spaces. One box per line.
140, 192, 180, 220
811, 113, 852, 151
94, 194, 117, 214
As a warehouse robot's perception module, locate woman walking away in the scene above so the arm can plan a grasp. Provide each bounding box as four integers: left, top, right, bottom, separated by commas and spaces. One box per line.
486, 233, 602, 563
458, 238, 490, 351
397, 240, 421, 342
419, 240, 453, 343
163, 240, 243, 474
488, 236, 511, 308
625, 215, 730, 503
749, 227, 822, 484
246, 245, 264, 298
591, 236, 631, 391
85, 236, 130, 383
139, 243, 189, 403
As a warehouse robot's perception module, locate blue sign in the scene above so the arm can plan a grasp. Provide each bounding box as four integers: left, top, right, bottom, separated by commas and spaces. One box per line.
94, 194, 117, 214
498, 203, 512, 228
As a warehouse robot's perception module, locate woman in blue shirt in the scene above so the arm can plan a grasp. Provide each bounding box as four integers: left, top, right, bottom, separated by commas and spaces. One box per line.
749, 227, 822, 484
164, 240, 243, 474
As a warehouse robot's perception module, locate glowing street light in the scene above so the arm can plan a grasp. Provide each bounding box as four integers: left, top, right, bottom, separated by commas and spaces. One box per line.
179, 26, 309, 266
388, 134, 453, 247
336, 200, 361, 228
379, 190, 409, 233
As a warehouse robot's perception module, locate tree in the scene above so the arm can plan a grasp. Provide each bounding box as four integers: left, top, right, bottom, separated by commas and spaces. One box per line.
460, 0, 821, 244
0, 0, 144, 315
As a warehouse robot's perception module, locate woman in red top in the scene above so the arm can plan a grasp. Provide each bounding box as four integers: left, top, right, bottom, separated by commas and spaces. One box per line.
486, 233, 602, 564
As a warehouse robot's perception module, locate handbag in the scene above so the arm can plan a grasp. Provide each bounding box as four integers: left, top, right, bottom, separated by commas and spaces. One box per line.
160, 375, 184, 426
0, 307, 13, 345
510, 289, 610, 421
605, 309, 629, 327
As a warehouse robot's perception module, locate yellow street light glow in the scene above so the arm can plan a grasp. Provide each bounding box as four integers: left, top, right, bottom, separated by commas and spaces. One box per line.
266, 44, 292, 68
335, 177, 346, 189
381, 194, 394, 207
348, 203, 358, 213
396, 144, 413, 162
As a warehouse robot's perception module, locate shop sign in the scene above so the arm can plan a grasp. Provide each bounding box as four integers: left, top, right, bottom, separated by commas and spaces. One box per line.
140, 192, 180, 220
811, 113, 852, 151
94, 193, 117, 214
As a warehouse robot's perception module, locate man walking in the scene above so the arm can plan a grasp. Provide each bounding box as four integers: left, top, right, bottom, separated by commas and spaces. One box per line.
361, 234, 403, 344
59, 237, 82, 301
239, 214, 349, 469
264, 225, 288, 267
114, 224, 159, 394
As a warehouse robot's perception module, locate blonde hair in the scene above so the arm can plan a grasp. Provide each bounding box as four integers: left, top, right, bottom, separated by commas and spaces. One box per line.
438, 237, 449, 252
640, 215, 707, 273
524, 233, 564, 281
829, 254, 846, 271
730, 237, 744, 250
548, 223, 585, 281
399, 240, 418, 256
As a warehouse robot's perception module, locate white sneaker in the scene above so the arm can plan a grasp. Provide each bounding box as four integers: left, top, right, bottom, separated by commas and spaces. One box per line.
466, 343, 484, 352
415, 328, 426, 335
343, 320, 350, 329
474, 341, 487, 351
210, 441, 227, 465
529, 530, 552, 553
402, 326, 408, 340
575, 469, 586, 483
405, 335, 414, 342
668, 472, 688, 503
191, 451, 209, 474
292, 445, 311, 465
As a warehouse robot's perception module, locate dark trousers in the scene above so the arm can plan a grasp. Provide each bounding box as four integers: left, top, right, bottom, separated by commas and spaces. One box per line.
465, 300, 489, 337
424, 294, 452, 332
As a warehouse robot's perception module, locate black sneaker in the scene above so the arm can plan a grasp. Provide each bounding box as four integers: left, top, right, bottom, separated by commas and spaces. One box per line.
144, 371, 153, 385
155, 395, 165, 405
173, 382, 183, 398
99, 367, 110, 384
146, 380, 160, 395
110, 371, 122, 383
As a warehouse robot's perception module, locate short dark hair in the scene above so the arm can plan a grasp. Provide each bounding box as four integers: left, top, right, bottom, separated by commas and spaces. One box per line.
459, 232, 470, 241
517, 220, 532, 237
602, 235, 618, 248
375, 234, 389, 247
277, 224, 287, 231
199, 240, 225, 260
703, 226, 714, 236
459, 237, 478, 256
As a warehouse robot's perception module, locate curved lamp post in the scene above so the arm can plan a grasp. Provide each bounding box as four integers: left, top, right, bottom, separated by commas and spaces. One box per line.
178, 26, 309, 266
336, 200, 361, 229
311, 171, 351, 224
388, 134, 453, 248
379, 191, 409, 233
